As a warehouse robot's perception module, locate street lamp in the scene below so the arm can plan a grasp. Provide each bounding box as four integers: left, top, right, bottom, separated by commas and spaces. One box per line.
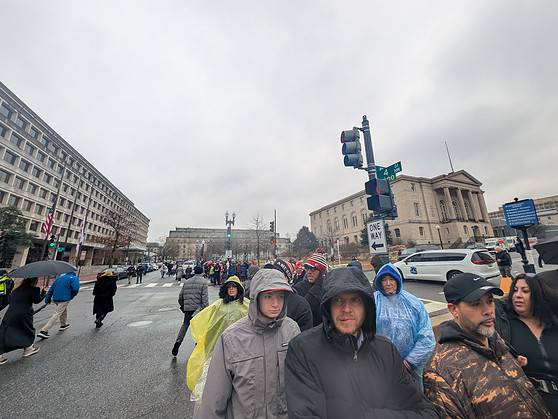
436, 225, 444, 249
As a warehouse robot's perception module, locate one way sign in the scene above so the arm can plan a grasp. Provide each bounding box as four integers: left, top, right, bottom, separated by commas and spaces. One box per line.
367, 220, 388, 255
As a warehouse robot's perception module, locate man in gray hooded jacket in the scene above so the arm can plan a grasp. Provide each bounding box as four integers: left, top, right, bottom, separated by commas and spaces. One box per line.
195, 269, 300, 419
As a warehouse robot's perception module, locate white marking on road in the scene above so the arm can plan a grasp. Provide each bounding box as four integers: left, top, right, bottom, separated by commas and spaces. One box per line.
145, 283, 158, 287
127, 320, 153, 327
162, 283, 173, 287
81, 286, 93, 290
126, 284, 141, 288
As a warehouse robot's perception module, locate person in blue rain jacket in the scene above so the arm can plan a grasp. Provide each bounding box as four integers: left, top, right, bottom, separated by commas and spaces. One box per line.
374, 263, 435, 388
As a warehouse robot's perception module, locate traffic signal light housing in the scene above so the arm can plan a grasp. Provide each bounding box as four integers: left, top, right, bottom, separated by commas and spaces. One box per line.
340, 129, 363, 168
269, 221, 275, 232
365, 178, 394, 214
48, 234, 56, 247
226, 227, 232, 240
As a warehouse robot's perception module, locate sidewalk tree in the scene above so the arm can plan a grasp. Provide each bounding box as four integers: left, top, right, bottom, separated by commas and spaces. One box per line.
0, 207, 34, 267
360, 226, 369, 247
160, 240, 179, 260
293, 226, 319, 258
101, 209, 138, 267
250, 215, 265, 263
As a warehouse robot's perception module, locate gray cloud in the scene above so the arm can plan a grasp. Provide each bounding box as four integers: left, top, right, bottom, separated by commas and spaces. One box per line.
1, 0, 556, 241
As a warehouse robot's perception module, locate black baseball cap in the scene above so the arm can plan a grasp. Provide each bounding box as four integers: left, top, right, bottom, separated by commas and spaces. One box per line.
443, 273, 503, 304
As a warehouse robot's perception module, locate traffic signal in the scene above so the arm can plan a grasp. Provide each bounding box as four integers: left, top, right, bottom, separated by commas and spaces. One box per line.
365, 178, 393, 213
340, 128, 363, 168
226, 227, 232, 240
48, 235, 56, 247
269, 221, 275, 232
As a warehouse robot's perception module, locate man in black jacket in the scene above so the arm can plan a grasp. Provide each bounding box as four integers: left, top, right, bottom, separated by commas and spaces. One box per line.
293, 253, 328, 327
285, 267, 439, 419
494, 246, 512, 277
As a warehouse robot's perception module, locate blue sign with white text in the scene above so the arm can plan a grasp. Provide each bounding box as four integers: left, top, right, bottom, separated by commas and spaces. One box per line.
503, 199, 539, 228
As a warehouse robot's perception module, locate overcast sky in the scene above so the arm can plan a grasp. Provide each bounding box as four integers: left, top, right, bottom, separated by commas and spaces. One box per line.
1, 1, 556, 241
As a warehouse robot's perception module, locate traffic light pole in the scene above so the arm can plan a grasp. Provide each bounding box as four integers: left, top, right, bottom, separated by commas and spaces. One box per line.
361, 115, 377, 181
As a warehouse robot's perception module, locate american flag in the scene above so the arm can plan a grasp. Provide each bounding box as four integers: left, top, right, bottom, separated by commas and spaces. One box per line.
76, 221, 85, 254
41, 207, 55, 235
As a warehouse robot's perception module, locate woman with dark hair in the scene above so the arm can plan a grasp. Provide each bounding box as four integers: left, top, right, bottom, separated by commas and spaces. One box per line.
218, 276, 244, 304
0, 277, 45, 365
495, 273, 558, 417
93, 269, 118, 328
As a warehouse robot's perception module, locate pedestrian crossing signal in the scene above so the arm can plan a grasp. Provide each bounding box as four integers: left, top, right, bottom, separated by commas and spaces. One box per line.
48, 235, 56, 247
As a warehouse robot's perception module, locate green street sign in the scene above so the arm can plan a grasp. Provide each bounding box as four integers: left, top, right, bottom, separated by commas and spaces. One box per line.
376, 161, 402, 181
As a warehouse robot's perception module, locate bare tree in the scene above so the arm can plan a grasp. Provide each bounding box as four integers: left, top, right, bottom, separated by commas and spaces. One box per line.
250, 214, 265, 264
101, 209, 139, 267
160, 240, 179, 260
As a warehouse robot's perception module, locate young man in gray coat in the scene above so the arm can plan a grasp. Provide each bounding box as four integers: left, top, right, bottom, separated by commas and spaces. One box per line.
195, 269, 300, 419
172, 266, 208, 356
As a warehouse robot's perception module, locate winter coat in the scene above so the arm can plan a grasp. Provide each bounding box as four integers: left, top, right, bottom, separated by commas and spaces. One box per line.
374, 264, 435, 373
495, 301, 558, 417
424, 320, 551, 419
179, 274, 208, 313
0, 284, 44, 353
495, 250, 512, 267
293, 274, 325, 327
93, 276, 117, 315
285, 267, 439, 419
196, 269, 300, 419
45, 272, 80, 303
286, 292, 313, 332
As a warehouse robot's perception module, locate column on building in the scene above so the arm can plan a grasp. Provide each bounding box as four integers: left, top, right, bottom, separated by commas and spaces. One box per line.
476, 192, 490, 222
465, 190, 480, 222
11, 246, 30, 268
443, 187, 456, 220
456, 189, 468, 222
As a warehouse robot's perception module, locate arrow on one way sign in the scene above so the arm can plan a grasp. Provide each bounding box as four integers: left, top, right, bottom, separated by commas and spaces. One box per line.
370, 242, 385, 251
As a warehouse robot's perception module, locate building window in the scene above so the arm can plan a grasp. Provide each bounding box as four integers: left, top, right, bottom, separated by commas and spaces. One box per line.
410, 183, 416, 192
32, 167, 43, 178
327, 220, 332, 233
440, 200, 448, 221
362, 213, 367, 225
419, 226, 424, 236
7, 195, 21, 208
43, 173, 53, 184
0, 102, 13, 119
0, 169, 12, 184
47, 158, 56, 169
342, 216, 348, 229
484, 226, 489, 235
3, 150, 18, 165
35, 204, 44, 215
395, 228, 401, 238
352, 215, 358, 227
36, 151, 46, 162
29, 126, 39, 139
18, 159, 31, 173
24, 143, 35, 156
27, 183, 38, 195
0, 123, 7, 138
10, 133, 24, 149
414, 202, 420, 217
14, 116, 28, 130
22, 200, 33, 212
29, 220, 39, 231
0, 190, 5, 203
39, 188, 48, 199
14, 177, 26, 190
334, 218, 339, 231
452, 200, 462, 220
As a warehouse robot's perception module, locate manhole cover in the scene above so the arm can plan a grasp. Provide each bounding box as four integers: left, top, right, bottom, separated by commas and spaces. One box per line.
128, 320, 153, 327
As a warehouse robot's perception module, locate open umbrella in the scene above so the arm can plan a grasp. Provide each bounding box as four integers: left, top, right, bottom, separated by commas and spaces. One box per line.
10, 260, 77, 279
534, 239, 558, 265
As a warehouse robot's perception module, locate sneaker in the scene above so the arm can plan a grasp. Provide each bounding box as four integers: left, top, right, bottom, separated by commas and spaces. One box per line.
0, 357, 7, 365
23, 346, 40, 357
171, 342, 180, 357
59, 324, 70, 331
37, 331, 50, 339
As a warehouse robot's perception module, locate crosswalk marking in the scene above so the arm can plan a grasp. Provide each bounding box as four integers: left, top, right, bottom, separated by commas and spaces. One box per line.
162, 283, 173, 287
81, 282, 184, 290
145, 283, 158, 288
127, 284, 141, 288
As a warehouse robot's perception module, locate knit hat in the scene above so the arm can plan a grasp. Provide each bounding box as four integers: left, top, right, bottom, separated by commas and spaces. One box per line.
273, 259, 294, 282
304, 253, 328, 272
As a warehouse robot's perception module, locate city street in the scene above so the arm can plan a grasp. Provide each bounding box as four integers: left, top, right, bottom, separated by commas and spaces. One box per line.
0, 271, 216, 419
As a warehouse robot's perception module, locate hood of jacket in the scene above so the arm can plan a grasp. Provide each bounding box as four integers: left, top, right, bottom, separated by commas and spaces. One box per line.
247, 265, 260, 280
438, 320, 507, 361
218, 275, 245, 301
321, 267, 376, 338
249, 269, 292, 331
374, 263, 402, 296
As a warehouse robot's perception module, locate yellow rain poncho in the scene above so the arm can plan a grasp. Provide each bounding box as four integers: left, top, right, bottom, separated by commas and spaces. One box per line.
187, 276, 249, 401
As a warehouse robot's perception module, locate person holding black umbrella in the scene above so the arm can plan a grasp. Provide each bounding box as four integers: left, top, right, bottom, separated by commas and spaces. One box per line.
93, 269, 118, 328
0, 277, 45, 365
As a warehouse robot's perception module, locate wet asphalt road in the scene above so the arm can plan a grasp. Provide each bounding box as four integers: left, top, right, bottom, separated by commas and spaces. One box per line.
0, 271, 219, 419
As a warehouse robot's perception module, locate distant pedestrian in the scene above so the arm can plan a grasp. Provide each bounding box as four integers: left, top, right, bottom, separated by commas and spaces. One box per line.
495, 245, 512, 277
0, 277, 45, 365
0, 270, 15, 312
244, 265, 259, 299
292, 261, 305, 286
37, 272, 80, 339
195, 269, 300, 419
92, 270, 118, 328
374, 264, 435, 388
135, 264, 144, 284
347, 258, 363, 271
160, 264, 168, 279
516, 236, 527, 260
424, 273, 551, 418
127, 265, 136, 285
285, 267, 438, 418
172, 266, 208, 357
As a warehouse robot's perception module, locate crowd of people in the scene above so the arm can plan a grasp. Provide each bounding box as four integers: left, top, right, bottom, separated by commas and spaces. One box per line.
172, 253, 557, 418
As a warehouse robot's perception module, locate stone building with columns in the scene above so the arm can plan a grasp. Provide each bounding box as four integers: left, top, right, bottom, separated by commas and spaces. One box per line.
309, 170, 493, 250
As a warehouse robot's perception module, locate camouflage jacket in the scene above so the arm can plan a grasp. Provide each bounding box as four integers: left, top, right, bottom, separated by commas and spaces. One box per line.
424, 320, 551, 419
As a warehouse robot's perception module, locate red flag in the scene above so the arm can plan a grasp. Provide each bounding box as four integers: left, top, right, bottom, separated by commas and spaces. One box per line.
41, 207, 55, 236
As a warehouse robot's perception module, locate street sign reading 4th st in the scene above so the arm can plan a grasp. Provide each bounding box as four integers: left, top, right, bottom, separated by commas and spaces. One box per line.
376, 161, 402, 181
367, 220, 388, 255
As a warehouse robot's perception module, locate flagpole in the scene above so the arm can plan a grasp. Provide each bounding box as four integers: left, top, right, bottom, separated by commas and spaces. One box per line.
76, 186, 94, 272
60, 174, 82, 261
40, 160, 67, 260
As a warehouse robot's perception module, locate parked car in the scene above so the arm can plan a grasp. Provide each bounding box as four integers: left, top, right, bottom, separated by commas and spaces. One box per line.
397, 244, 442, 261
393, 249, 500, 284
97, 266, 128, 281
